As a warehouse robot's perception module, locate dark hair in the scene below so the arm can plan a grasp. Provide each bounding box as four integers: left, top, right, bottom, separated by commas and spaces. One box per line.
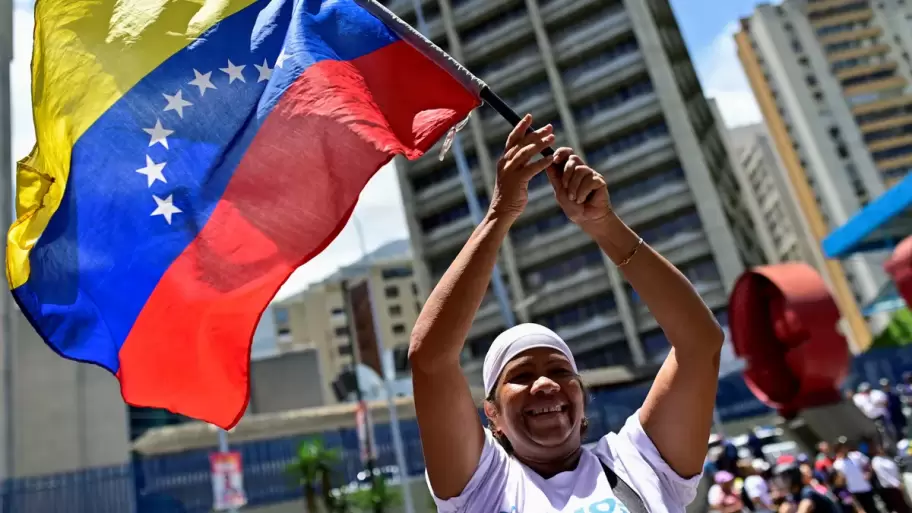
485, 374, 590, 454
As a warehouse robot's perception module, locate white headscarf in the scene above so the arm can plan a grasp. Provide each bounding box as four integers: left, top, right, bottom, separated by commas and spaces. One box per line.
482, 323, 578, 396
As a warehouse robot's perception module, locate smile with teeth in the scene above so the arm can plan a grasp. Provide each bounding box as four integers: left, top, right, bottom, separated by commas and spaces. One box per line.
526, 405, 568, 416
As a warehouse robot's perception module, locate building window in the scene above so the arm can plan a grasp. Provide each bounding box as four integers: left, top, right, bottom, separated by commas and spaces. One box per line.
392, 324, 407, 335
381, 267, 413, 280
274, 307, 289, 325
334, 326, 350, 337
389, 305, 402, 317
339, 345, 353, 356
385, 285, 400, 298
412, 283, 419, 296
330, 307, 344, 316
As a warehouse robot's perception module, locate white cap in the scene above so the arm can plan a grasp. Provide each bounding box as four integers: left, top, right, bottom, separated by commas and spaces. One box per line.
482, 323, 578, 396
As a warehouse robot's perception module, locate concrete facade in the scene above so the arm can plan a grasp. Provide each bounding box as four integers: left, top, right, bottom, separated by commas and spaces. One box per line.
272, 241, 420, 404
735, 0, 912, 348
6, 309, 131, 478
386, 0, 762, 384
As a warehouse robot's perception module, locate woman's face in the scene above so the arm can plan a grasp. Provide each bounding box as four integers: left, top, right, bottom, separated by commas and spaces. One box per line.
486, 347, 585, 459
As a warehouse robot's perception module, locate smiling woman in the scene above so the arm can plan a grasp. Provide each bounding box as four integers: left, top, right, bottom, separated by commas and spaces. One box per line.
408, 115, 725, 513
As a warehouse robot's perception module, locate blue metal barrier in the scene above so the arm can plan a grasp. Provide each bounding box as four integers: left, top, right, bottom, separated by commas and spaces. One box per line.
7, 345, 912, 512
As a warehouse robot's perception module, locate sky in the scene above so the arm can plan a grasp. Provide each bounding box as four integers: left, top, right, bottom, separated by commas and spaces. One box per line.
8, 0, 768, 300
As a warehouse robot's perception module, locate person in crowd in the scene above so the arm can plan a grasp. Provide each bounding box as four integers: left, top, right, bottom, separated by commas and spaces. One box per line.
800, 461, 830, 496
828, 472, 860, 513
710, 470, 749, 513
855, 383, 894, 448
870, 443, 910, 513
408, 115, 725, 512
817, 442, 835, 474
833, 439, 878, 513
744, 459, 777, 513
777, 464, 841, 513
881, 379, 907, 445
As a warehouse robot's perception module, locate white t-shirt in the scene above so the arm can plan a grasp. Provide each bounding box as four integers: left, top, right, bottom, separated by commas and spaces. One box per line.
854, 391, 888, 419
743, 475, 773, 512
872, 455, 902, 489
428, 411, 701, 513
833, 456, 872, 493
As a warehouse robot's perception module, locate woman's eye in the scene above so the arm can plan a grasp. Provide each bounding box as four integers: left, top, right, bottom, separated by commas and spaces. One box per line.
509, 372, 534, 382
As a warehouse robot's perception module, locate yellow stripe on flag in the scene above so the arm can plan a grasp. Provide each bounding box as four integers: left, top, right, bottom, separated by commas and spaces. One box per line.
7, 0, 258, 289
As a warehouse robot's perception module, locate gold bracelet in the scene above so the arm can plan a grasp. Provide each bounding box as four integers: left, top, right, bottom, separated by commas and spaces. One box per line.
617, 237, 644, 267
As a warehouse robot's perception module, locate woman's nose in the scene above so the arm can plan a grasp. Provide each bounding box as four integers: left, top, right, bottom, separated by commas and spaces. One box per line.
530, 375, 559, 394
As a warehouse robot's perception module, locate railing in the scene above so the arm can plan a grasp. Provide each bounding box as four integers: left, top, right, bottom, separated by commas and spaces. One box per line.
9, 346, 912, 512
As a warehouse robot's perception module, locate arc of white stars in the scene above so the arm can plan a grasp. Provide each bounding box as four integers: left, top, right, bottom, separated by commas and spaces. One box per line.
220, 60, 246, 83
151, 194, 182, 225
254, 59, 273, 83
143, 119, 174, 149
275, 48, 292, 69
163, 90, 193, 118
189, 69, 216, 96
135, 155, 167, 187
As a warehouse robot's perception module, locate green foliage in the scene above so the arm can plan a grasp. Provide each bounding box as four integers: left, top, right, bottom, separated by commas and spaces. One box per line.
344, 474, 402, 513
871, 308, 912, 349
286, 438, 343, 512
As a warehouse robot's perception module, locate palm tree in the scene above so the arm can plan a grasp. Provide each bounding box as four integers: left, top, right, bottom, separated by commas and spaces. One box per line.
287, 438, 342, 512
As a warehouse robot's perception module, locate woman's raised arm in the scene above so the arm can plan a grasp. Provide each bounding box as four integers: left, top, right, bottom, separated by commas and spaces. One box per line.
408, 115, 555, 499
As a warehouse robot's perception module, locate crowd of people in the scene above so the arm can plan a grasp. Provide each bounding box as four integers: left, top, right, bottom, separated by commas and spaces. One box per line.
706, 377, 912, 513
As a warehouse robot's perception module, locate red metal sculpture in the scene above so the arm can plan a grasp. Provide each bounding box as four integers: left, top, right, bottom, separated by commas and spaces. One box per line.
884, 235, 912, 308
729, 263, 851, 418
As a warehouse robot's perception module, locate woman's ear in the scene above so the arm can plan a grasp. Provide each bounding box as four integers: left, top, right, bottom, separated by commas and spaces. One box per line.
483, 399, 499, 430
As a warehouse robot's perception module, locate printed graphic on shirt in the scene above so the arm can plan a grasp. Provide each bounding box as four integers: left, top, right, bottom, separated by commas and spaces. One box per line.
499, 496, 630, 513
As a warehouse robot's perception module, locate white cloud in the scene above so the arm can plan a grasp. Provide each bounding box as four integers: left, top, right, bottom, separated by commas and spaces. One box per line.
8, 5, 410, 300
695, 20, 763, 128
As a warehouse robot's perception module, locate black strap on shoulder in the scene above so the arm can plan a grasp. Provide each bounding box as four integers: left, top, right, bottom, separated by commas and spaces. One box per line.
601, 461, 649, 513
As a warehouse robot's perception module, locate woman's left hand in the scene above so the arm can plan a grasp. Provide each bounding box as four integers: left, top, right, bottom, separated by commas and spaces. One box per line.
546, 148, 613, 230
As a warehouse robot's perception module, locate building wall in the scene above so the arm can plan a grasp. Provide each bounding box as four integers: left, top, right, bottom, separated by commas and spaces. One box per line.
388, 0, 757, 382
272, 254, 420, 403
8, 310, 131, 478
734, 0, 912, 349
248, 349, 326, 415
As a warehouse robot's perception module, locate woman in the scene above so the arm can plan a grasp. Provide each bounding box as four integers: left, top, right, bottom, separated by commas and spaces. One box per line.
710, 471, 750, 513
408, 115, 725, 512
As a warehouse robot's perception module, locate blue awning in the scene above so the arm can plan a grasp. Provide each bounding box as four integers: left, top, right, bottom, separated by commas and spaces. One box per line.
823, 172, 912, 259
862, 279, 906, 317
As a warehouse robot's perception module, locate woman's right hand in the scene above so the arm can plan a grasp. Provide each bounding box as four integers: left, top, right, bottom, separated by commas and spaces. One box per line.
488, 114, 555, 220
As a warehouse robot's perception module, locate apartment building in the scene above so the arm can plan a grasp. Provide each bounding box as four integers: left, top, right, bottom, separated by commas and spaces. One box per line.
271, 240, 421, 404
735, 0, 911, 348
387, 0, 765, 384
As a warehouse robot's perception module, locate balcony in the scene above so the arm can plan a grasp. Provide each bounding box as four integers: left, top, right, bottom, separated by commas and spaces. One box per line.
514, 223, 593, 269
594, 135, 677, 185
527, 266, 613, 318
483, 52, 545, 93
551, 10, 632, 58
330, 311, 348, 326
463, 14, 534, 64
454, 0, 522, 33
566, 53, 647, 104
613, 179, 694, 229
557, 314, 624, 346
635, 281, 727, 331
579, 94, 662, 147
385, 0, 435, 17
650, 230, 712, 268
425, 16, 446, 42
414, 171, 484, 218
542, 0, 612, 25
483, 91, 558, 140
424, 215, 474, 257
467, 299, 507, 340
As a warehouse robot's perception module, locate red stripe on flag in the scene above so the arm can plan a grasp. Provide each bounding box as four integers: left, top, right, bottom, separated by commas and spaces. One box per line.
116, 41, 480, 428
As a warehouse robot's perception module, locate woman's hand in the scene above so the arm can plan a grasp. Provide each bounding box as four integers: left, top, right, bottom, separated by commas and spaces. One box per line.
488, 114, 555, 220
546, 148, 612, 231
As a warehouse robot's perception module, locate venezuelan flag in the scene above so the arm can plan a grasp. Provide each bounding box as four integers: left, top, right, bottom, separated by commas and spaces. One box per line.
10, 0, 482, 428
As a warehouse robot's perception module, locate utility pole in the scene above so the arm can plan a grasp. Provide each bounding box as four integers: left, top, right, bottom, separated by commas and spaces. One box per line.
1, 0, 16, 509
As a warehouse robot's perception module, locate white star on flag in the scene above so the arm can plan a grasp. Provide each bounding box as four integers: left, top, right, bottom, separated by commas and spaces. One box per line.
189, 69, 217, 96
135, 155, 167, 187
150, 194, 182, 225
163, 90, 193, 118
255, 59, 273, 83
143, 119, 174, 149
220, 60, 246, 83
275, 48, 292, 69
